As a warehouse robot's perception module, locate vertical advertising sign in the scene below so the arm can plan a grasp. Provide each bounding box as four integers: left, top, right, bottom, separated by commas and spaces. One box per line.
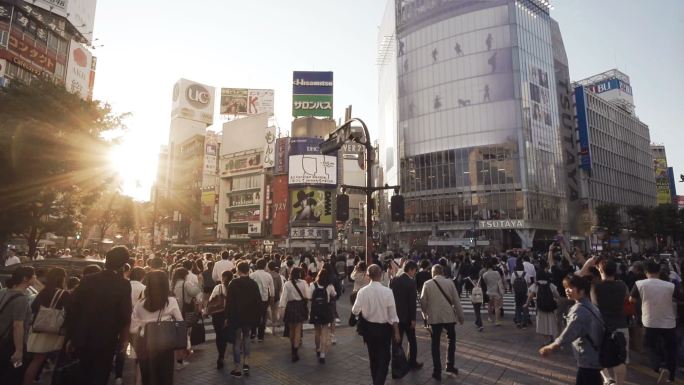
654, 157, 671, 204
271, 176, 289, 236
574, 86, 592, 172
65, 40, 93, 100
203, 134, 218, 176
274, 137, 290, 175
292, 71, 333, 118
263, 126, 276, 169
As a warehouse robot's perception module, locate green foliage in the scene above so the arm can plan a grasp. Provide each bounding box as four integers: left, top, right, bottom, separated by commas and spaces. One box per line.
0, 80, 125, 254
626, 205, 654, 240
595, 203, 621, 236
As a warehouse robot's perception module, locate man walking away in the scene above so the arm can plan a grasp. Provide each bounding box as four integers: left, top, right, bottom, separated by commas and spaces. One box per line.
352, 265, 401, 385
66, 246, 132, 385
212, 251, 235, 283
249, 259, 274, 341
390, 261, 423, 370
225, 261, 261, 378
630, 260, 679, 384
421, 264, 465, 381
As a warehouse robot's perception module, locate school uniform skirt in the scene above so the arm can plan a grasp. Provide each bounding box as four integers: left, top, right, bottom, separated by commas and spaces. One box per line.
283, 300, 308, 324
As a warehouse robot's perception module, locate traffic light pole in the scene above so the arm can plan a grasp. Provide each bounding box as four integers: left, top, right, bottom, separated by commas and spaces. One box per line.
320, 117, 400, 266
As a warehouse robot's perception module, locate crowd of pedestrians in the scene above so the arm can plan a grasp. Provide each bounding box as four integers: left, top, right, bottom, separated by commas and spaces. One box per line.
1, 243, 684, 385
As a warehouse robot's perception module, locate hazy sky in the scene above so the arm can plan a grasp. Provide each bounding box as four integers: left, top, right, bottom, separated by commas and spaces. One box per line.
92, 0, 684, 200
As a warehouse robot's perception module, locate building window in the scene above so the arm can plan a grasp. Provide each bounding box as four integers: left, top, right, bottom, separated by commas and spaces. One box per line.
0, 30, 8, 46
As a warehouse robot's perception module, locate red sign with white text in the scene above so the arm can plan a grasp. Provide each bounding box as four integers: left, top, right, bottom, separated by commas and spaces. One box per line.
271, 176, 289, 236
8, 28, 55, 74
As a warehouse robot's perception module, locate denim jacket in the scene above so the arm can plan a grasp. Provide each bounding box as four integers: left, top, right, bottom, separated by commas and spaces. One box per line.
554, 297, 603, 369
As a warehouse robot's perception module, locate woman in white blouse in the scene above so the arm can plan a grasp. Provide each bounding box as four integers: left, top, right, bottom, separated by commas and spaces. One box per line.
279, 267, 311, 362
131, 270, 183, 385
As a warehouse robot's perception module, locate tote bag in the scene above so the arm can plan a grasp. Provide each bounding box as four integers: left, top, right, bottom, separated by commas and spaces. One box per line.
143, 308, 188, 354
33, 290, 66, 335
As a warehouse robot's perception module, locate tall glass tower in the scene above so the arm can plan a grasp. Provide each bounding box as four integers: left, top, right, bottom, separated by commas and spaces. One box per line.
379, 0, 567, 250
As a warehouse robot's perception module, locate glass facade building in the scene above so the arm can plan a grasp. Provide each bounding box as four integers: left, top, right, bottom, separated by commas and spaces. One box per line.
379, 0, 567, 250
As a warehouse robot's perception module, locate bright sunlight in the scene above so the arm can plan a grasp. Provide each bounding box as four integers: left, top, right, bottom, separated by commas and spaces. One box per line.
108, 132, 159, 201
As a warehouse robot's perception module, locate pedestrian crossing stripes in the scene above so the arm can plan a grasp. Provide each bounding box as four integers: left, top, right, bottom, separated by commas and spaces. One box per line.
200, 318, 342, 343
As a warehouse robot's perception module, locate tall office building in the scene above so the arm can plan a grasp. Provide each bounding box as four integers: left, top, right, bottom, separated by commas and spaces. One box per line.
379, 0, 568, 250
573, 70, 656, 244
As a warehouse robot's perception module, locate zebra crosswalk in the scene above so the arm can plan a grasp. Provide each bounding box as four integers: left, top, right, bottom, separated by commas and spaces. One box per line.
199, 318, 341, 343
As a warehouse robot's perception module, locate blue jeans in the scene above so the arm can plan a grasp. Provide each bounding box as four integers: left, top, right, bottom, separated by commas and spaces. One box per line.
514, 304, 530, 325
473, 303, 483, 327
233, 327, 251, 365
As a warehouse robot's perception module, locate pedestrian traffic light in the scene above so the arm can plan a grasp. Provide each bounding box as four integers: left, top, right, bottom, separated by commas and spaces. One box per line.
337, 194, 349, 221
391, 195, 404, 222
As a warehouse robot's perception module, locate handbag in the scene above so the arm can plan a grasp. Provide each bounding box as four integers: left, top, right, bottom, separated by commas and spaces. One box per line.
190, 316, 206, 346
143, 308, 188, 354
391, 342, 410, 379
32, 289, 66, 335
206, 285, 226, 315
182, 282, 198, 325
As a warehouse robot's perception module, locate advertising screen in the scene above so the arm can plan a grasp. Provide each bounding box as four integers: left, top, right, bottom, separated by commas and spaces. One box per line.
288, 155, 337, 185
290, 188, 334, 225
655, 157, 671, 204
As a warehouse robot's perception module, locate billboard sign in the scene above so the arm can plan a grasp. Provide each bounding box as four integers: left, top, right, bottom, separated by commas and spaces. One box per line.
220, 88, 274, 116
200, 191, 216, 222
292, 94, 333, 118
586, 78, 632, 96
654, 157, 671, 204
6, 26, 56, 75
230, 208, 260, 223
288, 155, 337, 185
248, 222, 262, 235
574, 86, 592, 172
221, 152, 261, 178
203, 134, 218, 176
66, 0, 98, 45
29, 0, 68, 17
290, 227, 333, 240
290, 188, 334, 225
273, 137, 290, 175
271, 176, 289, 236
263, 126, 276, 169
341, 142, 366, 187
171, 79, 215, 125
65, 39, 93, 100
292, 71, 333, 118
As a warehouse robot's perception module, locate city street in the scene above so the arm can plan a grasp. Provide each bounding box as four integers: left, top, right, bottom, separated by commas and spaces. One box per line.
37, 285, 679, 385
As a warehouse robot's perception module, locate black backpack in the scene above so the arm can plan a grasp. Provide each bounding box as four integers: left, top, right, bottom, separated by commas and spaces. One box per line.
512, 271, 528, 298
583, 305, 627, 368
310, 283, 330, 322
536, 282, 557, 312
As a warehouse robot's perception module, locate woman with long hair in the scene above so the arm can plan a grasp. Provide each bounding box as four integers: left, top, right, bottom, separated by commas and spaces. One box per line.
23, 268, 69, 385
130, 270, 183, 385
279, 267, 310, 362
350, 261, 370, 304
309, 267, 336, 364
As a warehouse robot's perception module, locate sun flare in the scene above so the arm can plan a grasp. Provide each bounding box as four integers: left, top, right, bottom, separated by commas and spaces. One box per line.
108, 136, 159, 201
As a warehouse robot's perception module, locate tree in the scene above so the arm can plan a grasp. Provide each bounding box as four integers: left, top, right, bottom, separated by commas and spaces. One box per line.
595, 203, 621, 237
653, 204, 679, 245
0, 80, 125, 255
626, 205, 654, 250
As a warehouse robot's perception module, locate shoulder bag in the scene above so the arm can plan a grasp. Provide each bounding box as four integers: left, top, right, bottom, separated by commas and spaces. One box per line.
33, 289, 66, 335
582, 304, 627, 369
182, 282, 198, 325
292, 281, 309, 314
206, 285, 226, 315
142, 307, 188, 356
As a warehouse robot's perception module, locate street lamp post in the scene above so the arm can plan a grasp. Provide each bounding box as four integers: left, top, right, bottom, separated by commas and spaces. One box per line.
320, 117, 400, 266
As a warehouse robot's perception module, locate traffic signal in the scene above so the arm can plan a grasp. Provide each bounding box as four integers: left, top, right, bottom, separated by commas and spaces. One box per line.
324, 191, 333, 216
391, 195, 404, 222
336, 194, 349, 221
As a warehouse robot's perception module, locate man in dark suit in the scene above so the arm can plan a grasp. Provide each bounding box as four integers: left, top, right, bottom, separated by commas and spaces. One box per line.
66, 246, 132, 385
390, 261, 423, 369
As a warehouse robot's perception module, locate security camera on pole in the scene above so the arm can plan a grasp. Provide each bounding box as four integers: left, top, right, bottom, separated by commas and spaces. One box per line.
320, 114, 404, 266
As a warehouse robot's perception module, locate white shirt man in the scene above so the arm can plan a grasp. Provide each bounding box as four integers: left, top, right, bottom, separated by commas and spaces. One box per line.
213, 256, 235, 282
522, 259, 537, 283
5, 250, 20, 266
250, 268, 275, 302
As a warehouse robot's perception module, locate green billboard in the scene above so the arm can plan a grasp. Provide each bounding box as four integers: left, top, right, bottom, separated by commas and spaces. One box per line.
292, 94, 333, 118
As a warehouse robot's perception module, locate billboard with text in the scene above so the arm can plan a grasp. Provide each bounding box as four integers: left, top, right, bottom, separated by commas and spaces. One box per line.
290, 187, 334, 225
292, 71, 333, 118
221, 88, 274, 116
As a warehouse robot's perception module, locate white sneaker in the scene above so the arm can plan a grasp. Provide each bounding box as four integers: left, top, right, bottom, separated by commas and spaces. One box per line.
175, 361, 189, 371
330, 334, 337, 345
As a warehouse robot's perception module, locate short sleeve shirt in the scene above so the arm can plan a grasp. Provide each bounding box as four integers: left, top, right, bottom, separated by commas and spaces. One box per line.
0, 289, 30, 341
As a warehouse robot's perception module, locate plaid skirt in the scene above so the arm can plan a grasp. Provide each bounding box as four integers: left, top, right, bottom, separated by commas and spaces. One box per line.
283, 300, 308, 324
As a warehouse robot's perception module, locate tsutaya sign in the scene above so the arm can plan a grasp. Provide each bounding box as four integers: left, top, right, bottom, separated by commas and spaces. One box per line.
479, 220, 526, 229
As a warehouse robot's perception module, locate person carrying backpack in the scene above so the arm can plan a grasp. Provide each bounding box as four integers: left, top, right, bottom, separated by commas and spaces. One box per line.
525, 271, 559, 344
309, 267, 336, 364
540, 275, 604, 385
465, 276, 485, 332
511, 259, 530, 328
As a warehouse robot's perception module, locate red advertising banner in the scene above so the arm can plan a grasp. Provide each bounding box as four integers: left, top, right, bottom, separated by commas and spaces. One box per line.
271, 176, 289, 236
8, 28, 56, 74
